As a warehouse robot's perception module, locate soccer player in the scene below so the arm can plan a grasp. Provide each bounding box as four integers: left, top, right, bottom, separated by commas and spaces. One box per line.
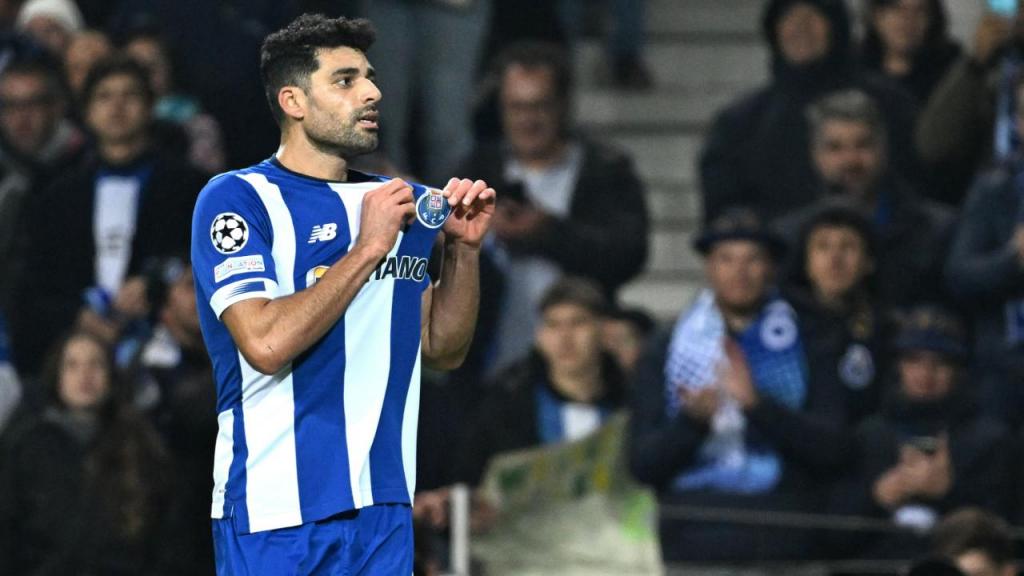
190, 14, 495, 575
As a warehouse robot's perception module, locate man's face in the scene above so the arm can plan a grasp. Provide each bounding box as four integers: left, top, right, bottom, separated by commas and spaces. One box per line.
706, 240, 773, 314
65, 32, 112, 97
125, 37, 171, 97
776, 2, 832, 65
805, 224, 872, 303
0, 71, 61, 158
536, 302, 604, 377
898, 350, 956, 402
500, 64, 565, 162
812, 119, 884, 200
165, 267, 200, 338
298, 47, 381, 158
872, 0, 930, 57
955, 550, 1015, 576
85, 73, 151, 147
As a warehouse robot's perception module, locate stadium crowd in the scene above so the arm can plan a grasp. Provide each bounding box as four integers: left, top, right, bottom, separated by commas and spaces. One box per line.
0, 0, 1022, 575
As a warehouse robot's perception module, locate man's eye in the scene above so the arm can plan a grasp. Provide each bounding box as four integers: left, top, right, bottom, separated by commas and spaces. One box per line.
338, 77, 353, 87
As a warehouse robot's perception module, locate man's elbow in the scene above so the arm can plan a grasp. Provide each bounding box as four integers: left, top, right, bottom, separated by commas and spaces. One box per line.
239, 340, 288, 375
422, 349, 467, 372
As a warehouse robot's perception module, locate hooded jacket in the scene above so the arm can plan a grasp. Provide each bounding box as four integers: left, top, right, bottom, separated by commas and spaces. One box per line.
700, 0, 920, 224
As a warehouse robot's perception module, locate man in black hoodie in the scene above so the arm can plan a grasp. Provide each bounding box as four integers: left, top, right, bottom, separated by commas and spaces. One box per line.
700, 0, 919, 224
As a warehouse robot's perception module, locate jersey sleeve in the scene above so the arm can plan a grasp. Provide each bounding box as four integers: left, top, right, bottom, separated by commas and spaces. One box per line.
191, 173, 278, 319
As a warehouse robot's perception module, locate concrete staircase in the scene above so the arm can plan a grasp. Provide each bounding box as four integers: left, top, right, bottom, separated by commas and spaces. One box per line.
573, 0, 768, 321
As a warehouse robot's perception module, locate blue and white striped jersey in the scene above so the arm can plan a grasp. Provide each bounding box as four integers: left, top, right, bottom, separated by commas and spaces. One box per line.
191, 157, 447, 534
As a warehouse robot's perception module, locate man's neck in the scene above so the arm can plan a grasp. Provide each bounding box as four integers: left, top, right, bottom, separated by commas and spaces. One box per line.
515, 140, 569, 172
165, 318, 202, 353
883, 51, 911, 76
719, 304, 759, 333
99, 135, 147, 166
548, 363, 603, 403
276, 131, 349, 181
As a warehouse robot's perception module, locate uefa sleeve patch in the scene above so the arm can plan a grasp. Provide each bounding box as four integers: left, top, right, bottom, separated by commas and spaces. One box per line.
415, 188, 451, 229
214, 254, 266, 283
211, 212, 250, 254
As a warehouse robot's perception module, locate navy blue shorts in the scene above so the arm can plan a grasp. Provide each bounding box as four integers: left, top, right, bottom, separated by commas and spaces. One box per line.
212, 504, 413, 576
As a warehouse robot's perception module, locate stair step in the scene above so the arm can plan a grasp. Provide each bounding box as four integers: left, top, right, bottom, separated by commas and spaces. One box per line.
576, 88, 738, 131
649, 228, 701, 275
574, 38, 768, 90
606, 132, 701, 184
647, 180, 702, 226
618, 276, 701, 321
647, 0, 763, 36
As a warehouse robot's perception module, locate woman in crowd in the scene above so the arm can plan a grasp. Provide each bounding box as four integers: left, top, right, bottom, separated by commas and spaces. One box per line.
0, 331, 184, 575
860, 0, 961, 104
784, 201, 888, 423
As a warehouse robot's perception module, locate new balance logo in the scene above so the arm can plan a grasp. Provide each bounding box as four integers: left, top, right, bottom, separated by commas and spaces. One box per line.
308, 223, 338, 243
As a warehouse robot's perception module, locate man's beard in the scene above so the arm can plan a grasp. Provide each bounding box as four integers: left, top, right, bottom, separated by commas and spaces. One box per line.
307, 109, 378, 158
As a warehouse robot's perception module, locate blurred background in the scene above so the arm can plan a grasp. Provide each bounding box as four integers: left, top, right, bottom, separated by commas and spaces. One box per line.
2, 1, 1024, 575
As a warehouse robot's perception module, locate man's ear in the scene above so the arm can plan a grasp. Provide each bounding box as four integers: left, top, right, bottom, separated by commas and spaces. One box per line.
278, 86, 306, 122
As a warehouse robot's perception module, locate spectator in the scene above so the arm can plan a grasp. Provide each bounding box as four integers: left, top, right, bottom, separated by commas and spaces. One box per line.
454, 276, 626, 487
855, 307, 1014, 556
125, 259, 216, 573
916, 8, 1024, 205
776, 89, 953, 310
629, 209, 856, 563
601, 305, 656, 377
932, 508, 1017, 576
0, 310, 20, 436
105, 0, 297, 168
699, 0, 919, 223
784, 201, 886, 423
0, 331, 184, 575
63, 29, 112, 100
122, 24, 225, 174
10, 56, 206, 379
15, 0, 83, 57
945, 73, 1024, 428
457, 40, 648, 375
558, 0, 654, 90
860, 0, 961, 105
363, 0, 491, 184
0, 56, 86, 308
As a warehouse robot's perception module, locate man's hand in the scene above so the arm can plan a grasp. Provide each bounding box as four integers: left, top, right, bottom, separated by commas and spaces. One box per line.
442, 178, 495, 248
113, 276, 150, 320
873, 467, 909, 510
1011, 224, 1024, 267
973, 14, 1013, 66
491, 201, 549, 244
414, 488, 450, 529
899, 436, 953, 499
679, 386, 719, 424
355, 178, 415, 257
721, 339, 759, 410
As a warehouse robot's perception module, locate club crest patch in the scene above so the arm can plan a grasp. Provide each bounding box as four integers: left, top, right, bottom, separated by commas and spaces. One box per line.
839, 343, 875, 390
415, 188, 451, 229
211, 212, 249, 254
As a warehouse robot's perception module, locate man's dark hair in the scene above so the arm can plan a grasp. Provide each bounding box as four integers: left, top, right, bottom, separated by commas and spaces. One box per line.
540, 276, 608, 317
80, 55, 155, 110
0, 56, 65, 102
260, 14, 376, 125
490, 40, 573, 104
932, 508, 1015, 568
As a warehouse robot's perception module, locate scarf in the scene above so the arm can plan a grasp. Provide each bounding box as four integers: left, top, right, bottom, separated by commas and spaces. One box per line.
664, 290, 808, 494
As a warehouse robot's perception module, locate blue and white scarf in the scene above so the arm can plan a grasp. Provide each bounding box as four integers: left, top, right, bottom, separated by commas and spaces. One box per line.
664, 290, 808, 494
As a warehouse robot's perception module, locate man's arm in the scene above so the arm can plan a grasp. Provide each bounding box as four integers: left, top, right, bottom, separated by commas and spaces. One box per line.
421, 239, 481, 370
223, 178, 414, 374
421, 178, 495, 371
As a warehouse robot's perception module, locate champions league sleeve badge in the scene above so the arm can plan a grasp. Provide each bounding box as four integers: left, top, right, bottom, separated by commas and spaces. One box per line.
415, 188, 452, 229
